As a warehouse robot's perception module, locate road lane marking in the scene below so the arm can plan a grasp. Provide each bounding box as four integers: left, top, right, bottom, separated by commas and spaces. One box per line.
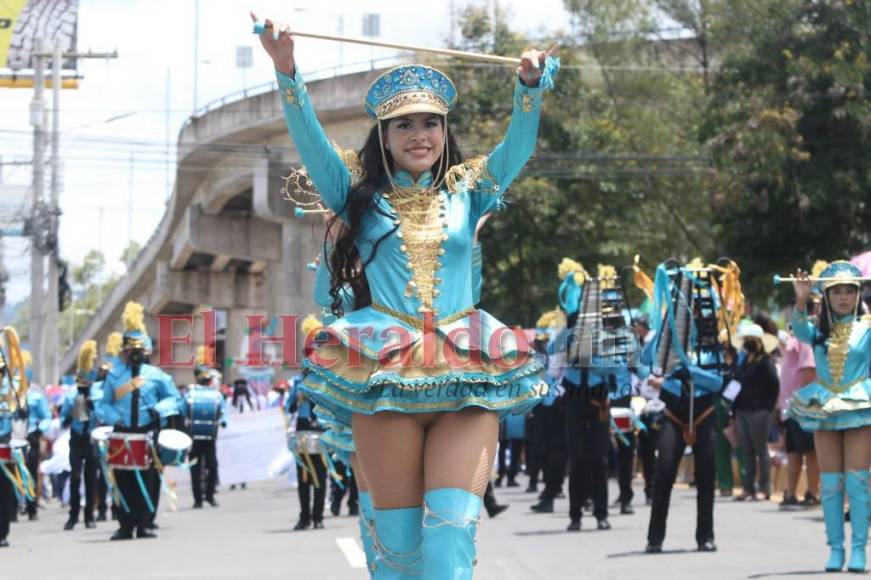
336, 536, 367, 568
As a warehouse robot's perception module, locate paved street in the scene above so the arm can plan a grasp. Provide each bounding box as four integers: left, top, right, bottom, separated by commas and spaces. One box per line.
3, 473, 835, 579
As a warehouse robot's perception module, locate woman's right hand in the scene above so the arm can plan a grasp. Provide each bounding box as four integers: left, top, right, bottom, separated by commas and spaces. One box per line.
792, 268, 811, 306
251, 11, 295, 76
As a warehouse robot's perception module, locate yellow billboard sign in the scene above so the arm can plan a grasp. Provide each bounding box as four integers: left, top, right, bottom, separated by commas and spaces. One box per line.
1, 0, 79, 71
0, 1, 29, 70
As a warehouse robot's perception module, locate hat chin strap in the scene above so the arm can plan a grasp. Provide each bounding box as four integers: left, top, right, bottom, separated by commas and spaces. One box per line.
377, 117, 449, 192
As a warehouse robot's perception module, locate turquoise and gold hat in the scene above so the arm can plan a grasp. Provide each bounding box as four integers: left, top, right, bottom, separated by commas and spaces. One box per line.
365, 65, 457, 121
816, 260, 863, 294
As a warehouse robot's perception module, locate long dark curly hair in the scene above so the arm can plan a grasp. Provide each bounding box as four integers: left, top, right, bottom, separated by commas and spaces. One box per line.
326, 118, 463, 316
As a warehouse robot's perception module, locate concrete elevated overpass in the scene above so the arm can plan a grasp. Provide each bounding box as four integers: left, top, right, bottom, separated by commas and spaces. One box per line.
61, 66, 390, 384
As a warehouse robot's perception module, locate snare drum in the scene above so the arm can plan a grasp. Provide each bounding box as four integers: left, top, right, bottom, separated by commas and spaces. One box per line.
188, 392, 221, 440
157, 429, 192, 466
107, 432, 151, 470
610, 407, 635, 433
288, 431, 322, 455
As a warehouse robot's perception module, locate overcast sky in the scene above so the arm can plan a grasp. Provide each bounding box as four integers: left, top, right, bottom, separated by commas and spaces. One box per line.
0, 0, 570, 306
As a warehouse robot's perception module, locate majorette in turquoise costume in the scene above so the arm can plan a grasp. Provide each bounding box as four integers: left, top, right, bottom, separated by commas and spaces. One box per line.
788, 261, 871, 431
278, 61, 557, 429
787, 259, 869, 574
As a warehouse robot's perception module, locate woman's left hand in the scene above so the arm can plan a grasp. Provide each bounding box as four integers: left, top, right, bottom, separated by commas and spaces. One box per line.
517, 49, 547, 87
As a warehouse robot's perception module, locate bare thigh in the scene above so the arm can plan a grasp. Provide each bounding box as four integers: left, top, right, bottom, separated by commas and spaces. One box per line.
352, 412, 425, 509
423, 407, 499, 496
844, 425, 871, 472
814, 430, 844, 473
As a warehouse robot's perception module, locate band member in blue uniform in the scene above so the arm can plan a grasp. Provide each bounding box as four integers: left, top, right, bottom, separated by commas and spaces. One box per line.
24, 370, 50, 521
789, 262, 870, 573
286, 372, 327, 531
60, 340, 101, 530
99, 302, 182, 540
185, 346, 227, 509
0, 327, 29, 547
643, 259, 740, 553
562, 264, 647, 531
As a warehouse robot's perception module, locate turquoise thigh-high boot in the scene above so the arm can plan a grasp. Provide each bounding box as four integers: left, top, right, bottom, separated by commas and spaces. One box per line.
821, 472, 846, 572
358, 491, 377, 576
421, 488, 482, 580
371, 506, 424, 579
846, 470, 869, 573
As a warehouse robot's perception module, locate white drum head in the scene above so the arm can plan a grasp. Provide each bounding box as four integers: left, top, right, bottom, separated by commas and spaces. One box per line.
157, 429, 193, 451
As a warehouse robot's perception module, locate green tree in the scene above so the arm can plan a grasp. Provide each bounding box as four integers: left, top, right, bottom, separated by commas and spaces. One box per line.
120, 240, 142, 271
702, 0, 871, 297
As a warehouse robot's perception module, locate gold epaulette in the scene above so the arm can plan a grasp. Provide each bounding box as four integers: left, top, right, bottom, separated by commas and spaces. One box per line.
332, 144, 365, 186
445, 155, 498, 194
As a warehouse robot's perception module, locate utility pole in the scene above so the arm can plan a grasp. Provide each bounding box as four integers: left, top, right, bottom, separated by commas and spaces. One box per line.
30, 37, 47, 384
29, 40, 117, 386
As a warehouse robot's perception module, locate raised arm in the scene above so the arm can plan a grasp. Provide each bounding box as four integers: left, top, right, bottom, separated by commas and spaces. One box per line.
791, 268, 817, 344
254, 13, 351, 215
464, 50, 558, 218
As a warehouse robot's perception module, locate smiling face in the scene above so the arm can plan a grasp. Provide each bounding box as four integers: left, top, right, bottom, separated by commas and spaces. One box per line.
384, 113, 445, 180
827, 284, 859, 317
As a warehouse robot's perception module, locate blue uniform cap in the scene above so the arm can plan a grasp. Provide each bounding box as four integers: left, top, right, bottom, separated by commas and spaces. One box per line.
364, 65, 457, 121
817, 260, 863, 294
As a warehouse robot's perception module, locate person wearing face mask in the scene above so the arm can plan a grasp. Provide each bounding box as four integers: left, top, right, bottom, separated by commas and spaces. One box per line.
789, 261, 871, 573
60, 340, 102, 530
98, 302, 182, 541
184, 346, 227, 509
731, 324, 780, 502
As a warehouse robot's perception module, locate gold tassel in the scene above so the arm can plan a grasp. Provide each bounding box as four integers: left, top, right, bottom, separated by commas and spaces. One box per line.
122, 301, 146, 333
632, 255, 655, 301
77, 340, 98, 375
105, 332, 123, 357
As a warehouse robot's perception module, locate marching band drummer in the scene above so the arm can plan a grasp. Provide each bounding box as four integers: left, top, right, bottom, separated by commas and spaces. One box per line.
184, 347, 227, 509
24, 362, 51, 522
60, 340, 101, 530
0, 327, 29, 548
99, 302, 182, 541
789, 262, 871, 573
286, 370, 327, 531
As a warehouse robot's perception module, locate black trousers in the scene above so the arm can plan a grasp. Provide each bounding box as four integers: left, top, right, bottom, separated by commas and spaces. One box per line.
330, 460, 358, 510
540, 397, 567, 500
526, 407, 547, 487
297, 459, 327, 523
566, 385, 609, 522
497, 438, 525, 482
0, 459, 13, 540
638, 413, 661, 501
611, 396, 637, 505
25, 431, 40, 516
68, 436, 98, 523
647, 392, 716, 546
95, 464, 109, 516
115, 467, 157, 532
147, 431, 162, 525
190, 439, 218, 503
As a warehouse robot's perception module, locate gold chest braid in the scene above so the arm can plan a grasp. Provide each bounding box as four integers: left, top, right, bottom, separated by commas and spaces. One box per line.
384, 187, 448, 313
826, 322, 853, 387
